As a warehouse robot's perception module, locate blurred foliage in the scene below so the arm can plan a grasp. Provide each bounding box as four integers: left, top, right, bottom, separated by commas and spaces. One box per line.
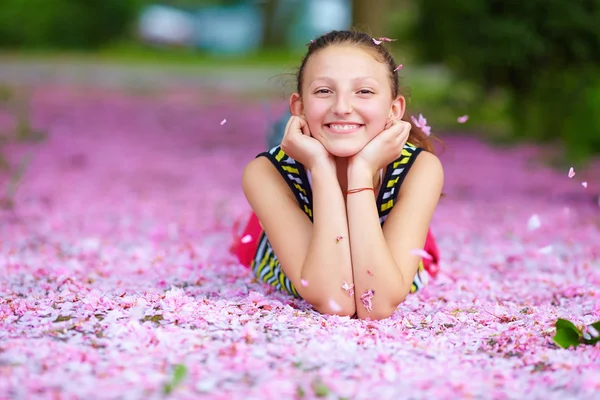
406, 0, 600, 162
0, 86, 47, 210
0, 0, 146, 49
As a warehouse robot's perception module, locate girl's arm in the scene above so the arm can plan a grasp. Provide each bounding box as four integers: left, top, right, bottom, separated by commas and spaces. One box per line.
242, 157, 355, 316
346, 151, 444, 320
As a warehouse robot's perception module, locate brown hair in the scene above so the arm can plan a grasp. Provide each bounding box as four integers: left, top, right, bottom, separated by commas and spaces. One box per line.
295, 30, 439, 154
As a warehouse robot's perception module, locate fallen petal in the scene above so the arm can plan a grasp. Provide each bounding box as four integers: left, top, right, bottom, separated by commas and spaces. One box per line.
410, 248, 433, 260
300, 279, 309, 287
240, 234, 252, 244
457, 115, 469, 123
568, 167, 575, 178
582, 182, 588, 188
538, 245, 553, 255
527, 214, 541, 231
220, 119, 227, 126
361, 290, 374, 312
328, 299, 342, 312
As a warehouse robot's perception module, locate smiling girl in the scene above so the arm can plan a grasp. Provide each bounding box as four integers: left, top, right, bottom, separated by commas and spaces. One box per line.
235, 30, 444, 320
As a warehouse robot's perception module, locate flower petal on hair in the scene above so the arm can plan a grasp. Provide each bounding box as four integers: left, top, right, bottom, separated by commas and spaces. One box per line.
372, 38, 382, 45
393, 64, 403, 72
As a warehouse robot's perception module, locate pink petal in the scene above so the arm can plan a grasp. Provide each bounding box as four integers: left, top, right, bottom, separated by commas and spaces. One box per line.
393, 64, 403, 72
328, 299, 342, 312
568, 167, 575, 178
367, 270, 374, 276
411, 248, 433, 260
220, 119, 227, 126
372, 38, 382, 45
300, 279, 309, 287
457, 115, 469, 123
379, 37, 396, 42
360, 290, 374, 312
582, 182, 588, 188
341, 281, 354, 296
240, 234, 252, 244
336, 235, 344, 243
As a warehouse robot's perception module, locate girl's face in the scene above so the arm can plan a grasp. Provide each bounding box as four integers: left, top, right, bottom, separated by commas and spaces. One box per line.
291, 45, 405, 158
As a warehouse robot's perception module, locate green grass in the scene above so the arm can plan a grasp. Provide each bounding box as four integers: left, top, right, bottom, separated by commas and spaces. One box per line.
0, 42, 304, 70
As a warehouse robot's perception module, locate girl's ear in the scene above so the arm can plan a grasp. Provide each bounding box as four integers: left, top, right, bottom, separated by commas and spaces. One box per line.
389, 95, 406, 120
289, 93, 304, 116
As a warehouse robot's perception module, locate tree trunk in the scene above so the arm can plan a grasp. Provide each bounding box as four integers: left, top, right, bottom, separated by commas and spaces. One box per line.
351, 0, 391, 35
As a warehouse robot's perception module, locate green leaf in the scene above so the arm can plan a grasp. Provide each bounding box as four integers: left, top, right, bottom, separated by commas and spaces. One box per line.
164, 364, 187, 395
53, 315, 72, 323
312, 380, 330, 397
553, 318, 582, 349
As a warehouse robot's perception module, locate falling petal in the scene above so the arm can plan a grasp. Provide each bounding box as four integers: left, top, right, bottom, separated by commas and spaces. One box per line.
457, 115, 469, 124
361, 290, 374, 312
240, 234, 252, 244
410, 248, 433, 260
300, 279, 309, 287
538, 245, 553, 255
582, 182, 588, 188
372, 38, 382, 45
527, 214, 541, 231
393, 64, 403, 72
220, 119, 227, 126
568, 167, 575, 178
328, 299, 342, 312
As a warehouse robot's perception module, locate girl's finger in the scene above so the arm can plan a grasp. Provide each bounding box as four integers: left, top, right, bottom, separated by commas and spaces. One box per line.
298, 116, 312, 137
282, 116, 297, 140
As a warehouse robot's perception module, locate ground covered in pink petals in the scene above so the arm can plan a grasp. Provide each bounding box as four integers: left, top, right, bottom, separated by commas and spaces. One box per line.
1, 87, 599, 399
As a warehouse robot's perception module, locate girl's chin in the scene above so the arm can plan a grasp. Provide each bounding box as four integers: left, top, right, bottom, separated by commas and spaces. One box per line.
323, 143, 365, 158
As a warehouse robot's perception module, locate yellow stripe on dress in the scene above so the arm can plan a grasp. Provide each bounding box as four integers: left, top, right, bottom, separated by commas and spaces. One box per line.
282, 165, 300, 175
275, 149, 286, 162
380, 199, 394, 212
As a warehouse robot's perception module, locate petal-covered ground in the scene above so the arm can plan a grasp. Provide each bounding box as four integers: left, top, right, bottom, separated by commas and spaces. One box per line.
1, 86, 599, 399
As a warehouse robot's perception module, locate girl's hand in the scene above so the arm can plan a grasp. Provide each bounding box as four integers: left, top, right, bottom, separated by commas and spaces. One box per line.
349, 119, 411, 176
280, 115, 334, 170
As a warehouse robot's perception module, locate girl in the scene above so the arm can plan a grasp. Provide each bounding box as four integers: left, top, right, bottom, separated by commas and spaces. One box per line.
233, 30, 444, 320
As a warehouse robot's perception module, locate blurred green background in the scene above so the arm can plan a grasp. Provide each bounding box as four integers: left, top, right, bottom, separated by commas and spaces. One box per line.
1, 0, 600, 164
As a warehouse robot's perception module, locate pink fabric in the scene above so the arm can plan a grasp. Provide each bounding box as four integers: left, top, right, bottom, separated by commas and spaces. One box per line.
231, 212, 441, 278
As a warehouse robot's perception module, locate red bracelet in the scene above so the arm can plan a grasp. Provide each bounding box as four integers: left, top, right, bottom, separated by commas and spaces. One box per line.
346, 187, 375, 195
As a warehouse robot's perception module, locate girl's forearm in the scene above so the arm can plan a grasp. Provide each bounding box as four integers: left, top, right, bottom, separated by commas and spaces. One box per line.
346, 165, 407, 320
301, 162, 354, 314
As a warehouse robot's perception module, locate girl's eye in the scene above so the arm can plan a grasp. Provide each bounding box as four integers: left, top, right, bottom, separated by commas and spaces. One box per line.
315, 89, 331, 94
358, 89, 374, 95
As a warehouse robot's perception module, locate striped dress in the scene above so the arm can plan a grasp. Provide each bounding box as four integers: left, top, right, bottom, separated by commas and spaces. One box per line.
249, 142, 430, 298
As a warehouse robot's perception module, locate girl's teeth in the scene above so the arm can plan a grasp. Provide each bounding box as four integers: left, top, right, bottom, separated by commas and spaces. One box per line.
330, 124, 359, 130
